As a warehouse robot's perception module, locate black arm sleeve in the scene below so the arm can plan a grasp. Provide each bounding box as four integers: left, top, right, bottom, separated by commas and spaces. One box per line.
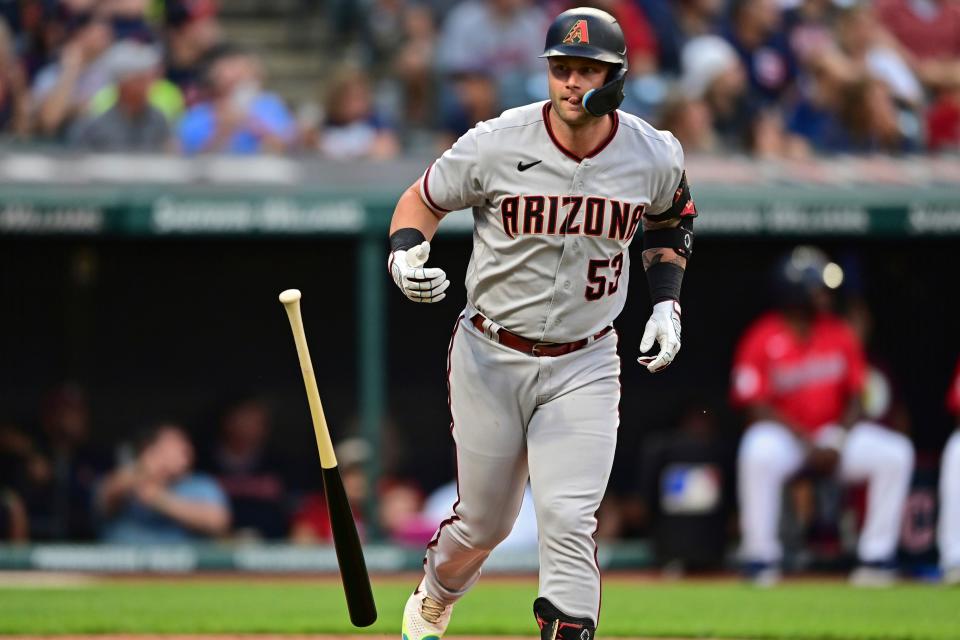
389, 227, 427, 252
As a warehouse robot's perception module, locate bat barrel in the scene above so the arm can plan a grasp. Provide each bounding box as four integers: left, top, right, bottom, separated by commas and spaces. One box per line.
323, 466, 378, 626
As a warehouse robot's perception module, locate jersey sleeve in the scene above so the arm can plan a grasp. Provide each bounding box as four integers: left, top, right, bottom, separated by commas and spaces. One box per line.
419, 126, 485, 215
647, 132, 697, 220
948, 357, 960, 416
730, 321, 771, 407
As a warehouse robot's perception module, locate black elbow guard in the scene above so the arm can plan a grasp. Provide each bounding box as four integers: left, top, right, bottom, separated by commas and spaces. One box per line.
642, 216, 694, 258
644, 171, 698, 224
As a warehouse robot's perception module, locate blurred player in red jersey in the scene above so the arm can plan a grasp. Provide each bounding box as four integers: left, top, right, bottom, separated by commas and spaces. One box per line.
939, 357, 960, 585
733, 246, 914, 586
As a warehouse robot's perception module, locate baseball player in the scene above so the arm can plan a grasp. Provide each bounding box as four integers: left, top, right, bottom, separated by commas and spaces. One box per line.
387, 8, 696, 640
939, 356, 960, 585
733, 246, 914, 586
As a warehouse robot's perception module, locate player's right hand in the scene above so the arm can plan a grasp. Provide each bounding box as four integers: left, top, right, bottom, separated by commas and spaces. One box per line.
388, 240, 450, 303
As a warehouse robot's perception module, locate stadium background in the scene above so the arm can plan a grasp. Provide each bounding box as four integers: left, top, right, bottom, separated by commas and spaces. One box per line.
0, 0, 959, 638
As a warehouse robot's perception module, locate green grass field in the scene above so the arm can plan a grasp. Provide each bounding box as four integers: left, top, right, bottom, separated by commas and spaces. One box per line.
0, 577, 956, 639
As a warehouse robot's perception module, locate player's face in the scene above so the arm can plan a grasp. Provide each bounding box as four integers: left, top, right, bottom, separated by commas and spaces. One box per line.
547, 57, 610, 126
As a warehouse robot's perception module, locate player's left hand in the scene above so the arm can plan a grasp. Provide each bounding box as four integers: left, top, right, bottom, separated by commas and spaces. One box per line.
638, 300, 681, 373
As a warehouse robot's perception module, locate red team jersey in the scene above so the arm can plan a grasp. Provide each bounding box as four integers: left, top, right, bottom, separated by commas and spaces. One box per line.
731, 312, 866, 436
948, 357, 960, 417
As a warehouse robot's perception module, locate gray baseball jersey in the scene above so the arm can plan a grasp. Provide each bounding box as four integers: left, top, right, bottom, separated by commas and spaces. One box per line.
414, 101, 691, 625
420, 100, 685, 343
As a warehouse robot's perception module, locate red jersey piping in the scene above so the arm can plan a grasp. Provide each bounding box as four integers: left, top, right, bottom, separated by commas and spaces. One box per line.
542, 102, 619, 162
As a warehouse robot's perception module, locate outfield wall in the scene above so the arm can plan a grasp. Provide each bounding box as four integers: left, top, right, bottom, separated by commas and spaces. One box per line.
0, 542, 650, 572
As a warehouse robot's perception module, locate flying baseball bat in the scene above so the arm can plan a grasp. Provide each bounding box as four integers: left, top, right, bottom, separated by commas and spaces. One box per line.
279, 288, 377, 627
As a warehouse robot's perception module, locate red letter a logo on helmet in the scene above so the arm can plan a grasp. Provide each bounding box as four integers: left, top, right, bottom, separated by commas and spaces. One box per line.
562, 19, 590, 44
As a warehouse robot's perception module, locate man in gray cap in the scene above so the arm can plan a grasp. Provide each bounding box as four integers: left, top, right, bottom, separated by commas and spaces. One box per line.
69, 41, 172, 152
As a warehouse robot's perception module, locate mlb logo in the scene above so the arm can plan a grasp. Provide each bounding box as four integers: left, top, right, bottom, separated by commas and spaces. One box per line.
661, 464, 721, 515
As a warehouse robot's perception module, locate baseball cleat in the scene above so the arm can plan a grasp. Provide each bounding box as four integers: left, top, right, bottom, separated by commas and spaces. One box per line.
742, 561, 781, 587
401, 582, 453, 640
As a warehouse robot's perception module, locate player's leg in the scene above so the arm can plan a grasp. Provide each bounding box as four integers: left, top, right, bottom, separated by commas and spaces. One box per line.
737, 420, 806, 580
938, 429, 960, 584
420, 316, 534, 603
840, 421, 914, 584
526, 333, 620, 634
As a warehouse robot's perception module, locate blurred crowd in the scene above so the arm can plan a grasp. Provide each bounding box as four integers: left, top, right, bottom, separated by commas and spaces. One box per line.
0, 0, 957, 157
0, 387, 540, 550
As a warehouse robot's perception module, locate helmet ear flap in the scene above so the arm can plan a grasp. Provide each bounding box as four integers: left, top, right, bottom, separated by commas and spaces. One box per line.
582, 65, 626, 117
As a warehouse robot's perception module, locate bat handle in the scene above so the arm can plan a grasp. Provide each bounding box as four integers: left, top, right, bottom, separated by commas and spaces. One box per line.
279, 289, 338, 469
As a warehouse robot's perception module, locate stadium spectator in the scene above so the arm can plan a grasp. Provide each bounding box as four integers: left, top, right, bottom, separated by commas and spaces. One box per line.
833, 3, 923, 108
201, 397, 290, 540
18, 384, 110, 541
875, 0, 960, 91
833, 77, 915, 153
0, 488, 28, 541
379, 479, 436, 546
164, 0, 222, 106
177, 45, 296, 154
362, 0, 411, 67
96, 423, 229, 543
926, 87, 960, 152
746, 106, 809, 158
291, 438, 369, 543
637, 0, 724, 74
435, 0, 547, 108
0, 18, 31, 138
783, 0, 838, 67
32, 9, 114, 137
311, 65, 400, 160
389, 3, 438, 129
681, 35, 754, 150
733, 246, 914, 586
69, 41, 172, 151
788, 67, 914, 154
784, 54, 851, 151
658, 92, 715, 153
873, 0, 960, 152
940, 357, 960, 585
437, 69, 500, 149
101, 0, 153, 41
0, 0, 954, 157
724, 0, 797, 105
0, 423, 35, 541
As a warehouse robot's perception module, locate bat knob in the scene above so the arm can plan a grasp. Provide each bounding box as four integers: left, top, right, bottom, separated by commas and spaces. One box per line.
279, 289, 302, 305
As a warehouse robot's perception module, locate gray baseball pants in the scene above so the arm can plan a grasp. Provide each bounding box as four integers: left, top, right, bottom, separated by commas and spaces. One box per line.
422, 309, 620, 622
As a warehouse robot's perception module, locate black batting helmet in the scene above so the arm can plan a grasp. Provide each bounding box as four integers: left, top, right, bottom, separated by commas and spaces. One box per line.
540, 7, 627, 117
772, 245, 844, 307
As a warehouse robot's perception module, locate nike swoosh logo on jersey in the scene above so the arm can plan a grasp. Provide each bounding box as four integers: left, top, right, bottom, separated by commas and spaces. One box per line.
517, 160, 542, 172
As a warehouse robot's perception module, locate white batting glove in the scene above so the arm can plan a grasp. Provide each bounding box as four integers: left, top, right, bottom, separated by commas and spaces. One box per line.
638, 300, 682, 373
388, 240, 450, 303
